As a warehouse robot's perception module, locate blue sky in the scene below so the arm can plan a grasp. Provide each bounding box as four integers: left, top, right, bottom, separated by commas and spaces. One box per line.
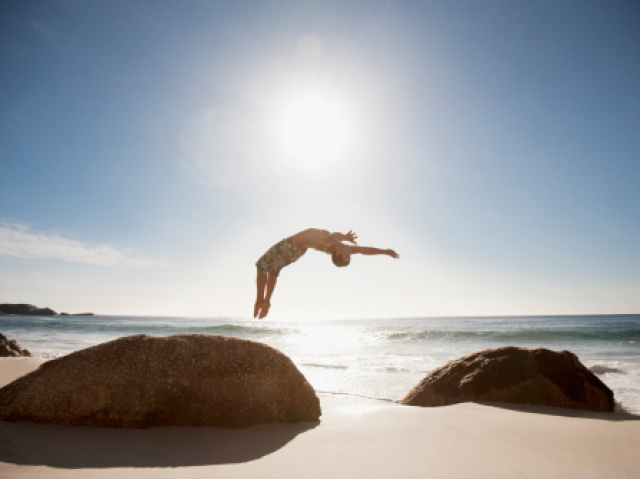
1, 0, 639, 318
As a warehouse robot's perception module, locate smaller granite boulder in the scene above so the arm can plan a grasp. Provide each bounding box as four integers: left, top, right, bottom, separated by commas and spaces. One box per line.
0, 334, 321, 428
0, 334, 31, 357
403, 346, 614, 412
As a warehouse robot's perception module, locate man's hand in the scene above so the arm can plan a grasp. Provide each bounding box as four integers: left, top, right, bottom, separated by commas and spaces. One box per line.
343, 230, 358, 244
320, 230, 358, 250
385, 249, 400, 259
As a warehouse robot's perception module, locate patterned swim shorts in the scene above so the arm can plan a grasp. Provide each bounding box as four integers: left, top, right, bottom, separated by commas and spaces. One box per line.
256, 237, 306, 276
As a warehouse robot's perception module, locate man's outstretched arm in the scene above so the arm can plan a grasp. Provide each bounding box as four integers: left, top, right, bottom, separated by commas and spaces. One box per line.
352, 246, 400, 258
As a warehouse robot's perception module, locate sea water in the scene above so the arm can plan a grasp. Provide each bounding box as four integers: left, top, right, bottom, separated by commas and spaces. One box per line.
1, 314, 639, 414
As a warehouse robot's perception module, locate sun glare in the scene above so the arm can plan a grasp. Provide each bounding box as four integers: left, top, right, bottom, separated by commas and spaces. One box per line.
276, 91, 351, 169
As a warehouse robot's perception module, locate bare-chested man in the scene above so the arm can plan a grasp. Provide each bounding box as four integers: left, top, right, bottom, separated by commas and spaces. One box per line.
254, 228, 399, 319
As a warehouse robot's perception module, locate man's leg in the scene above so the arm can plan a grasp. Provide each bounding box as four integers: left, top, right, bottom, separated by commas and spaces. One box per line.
259, 273, 278, 319
254, 269, 267, 318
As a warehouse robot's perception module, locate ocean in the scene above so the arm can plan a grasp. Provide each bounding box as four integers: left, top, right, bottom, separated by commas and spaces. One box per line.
1, 314, 639, 414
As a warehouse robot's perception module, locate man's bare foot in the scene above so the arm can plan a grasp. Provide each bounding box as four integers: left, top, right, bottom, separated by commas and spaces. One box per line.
258, 301, 270, 319
254, 299, 262, 318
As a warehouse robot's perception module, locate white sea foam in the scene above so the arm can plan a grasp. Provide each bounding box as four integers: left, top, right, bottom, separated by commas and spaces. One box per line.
29, 350, 65, 360
586, 360, 640, 414
300, 362, 349, 370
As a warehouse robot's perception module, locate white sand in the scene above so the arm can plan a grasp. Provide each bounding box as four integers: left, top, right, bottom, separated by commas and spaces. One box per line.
1, 358, 639, 478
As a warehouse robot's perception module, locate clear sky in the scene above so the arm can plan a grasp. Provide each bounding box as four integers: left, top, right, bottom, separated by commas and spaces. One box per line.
1, 0, 639, 318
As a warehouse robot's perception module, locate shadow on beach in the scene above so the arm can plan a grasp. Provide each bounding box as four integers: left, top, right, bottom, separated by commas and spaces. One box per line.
474, 402, 640, 422
0, 420, 318, 468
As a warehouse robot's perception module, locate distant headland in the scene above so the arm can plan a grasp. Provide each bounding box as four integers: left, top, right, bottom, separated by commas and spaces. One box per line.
0, 303, 95, 317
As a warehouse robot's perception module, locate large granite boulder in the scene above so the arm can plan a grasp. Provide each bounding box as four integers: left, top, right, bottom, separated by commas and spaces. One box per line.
0, 304, 57, 316
0, 333, 31, 357
0, 334, 321, 428
402, 346, 614, 412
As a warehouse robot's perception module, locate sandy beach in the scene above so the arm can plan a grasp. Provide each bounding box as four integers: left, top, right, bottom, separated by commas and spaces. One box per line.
1, 357, 639, 479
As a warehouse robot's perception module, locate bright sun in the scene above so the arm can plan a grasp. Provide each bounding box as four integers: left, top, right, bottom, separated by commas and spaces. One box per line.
276, 91, 351, 168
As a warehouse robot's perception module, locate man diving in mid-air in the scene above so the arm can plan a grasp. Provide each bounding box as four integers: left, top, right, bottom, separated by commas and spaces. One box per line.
254, 228, 399, 319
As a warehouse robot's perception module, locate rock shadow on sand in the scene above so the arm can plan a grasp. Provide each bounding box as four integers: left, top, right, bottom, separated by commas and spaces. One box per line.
473, 402, 640, 421
0, 420, 318, 468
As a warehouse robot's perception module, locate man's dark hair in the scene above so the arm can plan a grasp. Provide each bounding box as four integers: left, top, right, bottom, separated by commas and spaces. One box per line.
331, 251, 350, 267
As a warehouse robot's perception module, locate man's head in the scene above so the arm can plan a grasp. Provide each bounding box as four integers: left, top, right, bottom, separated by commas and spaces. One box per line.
330, 242, 351, 267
